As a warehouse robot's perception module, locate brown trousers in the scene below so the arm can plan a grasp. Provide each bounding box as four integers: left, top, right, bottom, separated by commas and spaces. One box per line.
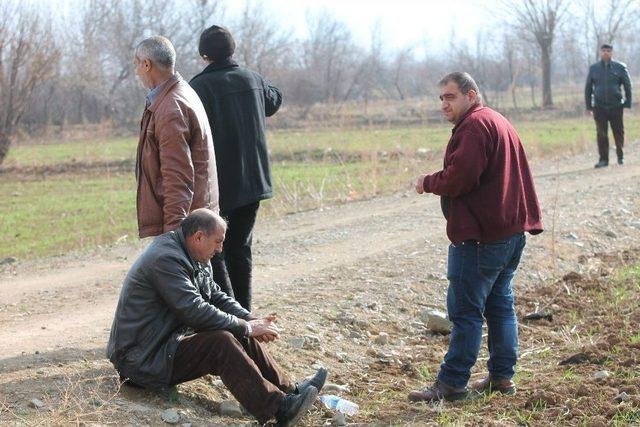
170, 330, 294, 423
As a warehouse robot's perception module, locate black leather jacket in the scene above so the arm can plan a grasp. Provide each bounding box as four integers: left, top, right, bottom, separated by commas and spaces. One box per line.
585, 59, 632, 110
190, 59, 282, 213
106, 229, 249, 389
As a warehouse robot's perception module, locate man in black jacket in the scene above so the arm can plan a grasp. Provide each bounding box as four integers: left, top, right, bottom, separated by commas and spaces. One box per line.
107, 209, 326, 426
190, 25, 282, 311
585, 44, 632, 168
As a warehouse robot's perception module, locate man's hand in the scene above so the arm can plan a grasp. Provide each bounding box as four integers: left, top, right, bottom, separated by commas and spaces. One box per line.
586, 109, 593, 117
416, 174, 427, 194
248, 315, 280, 342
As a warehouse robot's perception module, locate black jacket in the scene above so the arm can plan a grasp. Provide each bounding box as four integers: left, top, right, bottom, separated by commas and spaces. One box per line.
106, 229, 249, 389
190, 60, 282, 213
585, 59, 632, 110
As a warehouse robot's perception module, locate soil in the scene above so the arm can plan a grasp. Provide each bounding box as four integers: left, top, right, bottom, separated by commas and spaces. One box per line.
1, 143, 639, 426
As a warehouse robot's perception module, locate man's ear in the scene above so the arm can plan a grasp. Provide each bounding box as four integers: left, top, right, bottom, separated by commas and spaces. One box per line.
143, 58, 152, 72
467, 90, 478, 102
193, 230, 205, 242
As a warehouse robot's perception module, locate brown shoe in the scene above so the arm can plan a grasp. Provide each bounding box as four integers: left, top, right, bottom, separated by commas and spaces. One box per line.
408, 380, 468, 402
471, 377, 516, 395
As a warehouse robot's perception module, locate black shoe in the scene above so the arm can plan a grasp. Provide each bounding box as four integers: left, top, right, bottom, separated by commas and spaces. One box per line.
275, 386, 318, 427
594, 160, 609, 168
618, 158, 624, 165
296, 367, 328, 394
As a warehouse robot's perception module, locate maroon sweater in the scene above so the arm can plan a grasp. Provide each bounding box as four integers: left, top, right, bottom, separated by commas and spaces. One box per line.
423, 104, 543, 244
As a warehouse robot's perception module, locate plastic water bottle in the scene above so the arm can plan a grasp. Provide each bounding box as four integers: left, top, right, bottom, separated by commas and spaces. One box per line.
319, 395, 359, 415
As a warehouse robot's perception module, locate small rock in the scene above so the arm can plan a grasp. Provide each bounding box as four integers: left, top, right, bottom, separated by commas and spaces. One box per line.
29, 398, 45, 409
366, 302, 378, 310
324, 383, 350, 393
522, 311, 553, 321
287, 337, 306, 349
219, 400, 243, 418
303, 335, 321, 348
421, 309, 452, 334
354, 319, 370, 330
593, 370, 611, 379
332, 412, 347, 426
566, 232, 580, 240
604, 230, 617, 238
374, 332, 389, 345
36, 370, 45, 375
161, 408, 181, 424
614, 392, 630, 403
0, 257, 16, 265
349, 330, 362, 339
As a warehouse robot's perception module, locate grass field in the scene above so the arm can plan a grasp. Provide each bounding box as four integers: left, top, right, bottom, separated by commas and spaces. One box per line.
1, 114, 638, 259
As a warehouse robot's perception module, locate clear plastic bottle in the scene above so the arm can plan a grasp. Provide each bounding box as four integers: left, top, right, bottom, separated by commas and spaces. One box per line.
319, 394, 359, 415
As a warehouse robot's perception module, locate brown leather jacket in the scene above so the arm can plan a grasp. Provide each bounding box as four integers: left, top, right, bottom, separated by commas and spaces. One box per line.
136, 74, 219, 238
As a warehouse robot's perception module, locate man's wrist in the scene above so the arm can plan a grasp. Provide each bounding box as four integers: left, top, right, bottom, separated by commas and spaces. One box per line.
244, 321, 253, 337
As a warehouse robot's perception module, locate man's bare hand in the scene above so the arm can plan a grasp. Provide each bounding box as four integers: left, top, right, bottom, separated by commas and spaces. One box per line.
416, 174, 427, 194
249, 316, 280, 341
586, 109, 593, 117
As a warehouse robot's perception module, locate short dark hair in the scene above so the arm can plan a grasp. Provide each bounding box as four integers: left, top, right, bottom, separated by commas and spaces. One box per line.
600, 44, 613, 50
439, 72, 480, 95
180, 209, 226, 237
199, 25, 235, 62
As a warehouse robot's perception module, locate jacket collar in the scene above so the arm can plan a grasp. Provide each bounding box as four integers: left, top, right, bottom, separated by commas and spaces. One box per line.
175, 228, 198, 270
147, 73, 182, 113
192, 58, 239, 80
452, 102, 484, 134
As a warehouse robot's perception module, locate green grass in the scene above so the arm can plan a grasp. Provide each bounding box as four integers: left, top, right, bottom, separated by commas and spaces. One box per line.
0, 172, 136, 258
8, 115, 640, 167
2, 115, 640, 258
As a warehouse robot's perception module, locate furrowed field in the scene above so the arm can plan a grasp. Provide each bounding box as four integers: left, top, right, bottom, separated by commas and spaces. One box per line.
1, 114, 639, 259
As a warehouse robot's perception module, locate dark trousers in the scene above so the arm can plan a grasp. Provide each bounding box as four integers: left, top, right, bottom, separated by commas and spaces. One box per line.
211, 202, 260, 310
593, 107, 624, 162
170, 330, 294, 423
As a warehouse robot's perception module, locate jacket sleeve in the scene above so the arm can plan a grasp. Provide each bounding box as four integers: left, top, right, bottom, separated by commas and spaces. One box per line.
151, 255, 243, 333
263, 80, 282, 117
155, 107, 195, 233
423, 130, 488, 198
621, 65, 632, 108
209, 289, 251, 319
585, 68, 593, 110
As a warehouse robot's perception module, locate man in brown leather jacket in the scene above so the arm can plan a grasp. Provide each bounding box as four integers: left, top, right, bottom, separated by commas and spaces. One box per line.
133, 36, 219, 238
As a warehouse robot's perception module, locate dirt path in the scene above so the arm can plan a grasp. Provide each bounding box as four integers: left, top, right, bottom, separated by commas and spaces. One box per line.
1, 145, 639, 364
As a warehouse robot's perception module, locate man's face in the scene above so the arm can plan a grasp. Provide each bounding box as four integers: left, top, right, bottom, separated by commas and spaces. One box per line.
600, 48, 613, 62
190, 228, 225, 263
133, 55, 152, 89
439, 81, 476, 124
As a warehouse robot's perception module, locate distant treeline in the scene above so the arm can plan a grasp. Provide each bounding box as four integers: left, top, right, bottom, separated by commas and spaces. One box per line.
1, 0, 639, 163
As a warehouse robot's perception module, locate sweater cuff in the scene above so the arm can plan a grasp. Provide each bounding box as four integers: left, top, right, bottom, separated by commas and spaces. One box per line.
422, 175, 431, 193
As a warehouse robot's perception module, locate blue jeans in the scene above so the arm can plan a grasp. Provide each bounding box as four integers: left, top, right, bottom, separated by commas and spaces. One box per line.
438, 233, 526, 388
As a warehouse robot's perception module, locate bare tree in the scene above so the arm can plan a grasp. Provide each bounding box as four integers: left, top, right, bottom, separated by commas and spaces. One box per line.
232, 0, 293, 76
586, 0, 635, 60
505, 0, 568, 108
0, 2, 60, 164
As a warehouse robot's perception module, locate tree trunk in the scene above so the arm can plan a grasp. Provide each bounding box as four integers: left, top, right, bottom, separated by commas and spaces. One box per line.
0, 132, 11, 165
541, 43, 553, 108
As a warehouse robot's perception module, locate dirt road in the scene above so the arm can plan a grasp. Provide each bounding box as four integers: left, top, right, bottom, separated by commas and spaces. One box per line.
1, 144, 639, 424
1, 146, 639, 361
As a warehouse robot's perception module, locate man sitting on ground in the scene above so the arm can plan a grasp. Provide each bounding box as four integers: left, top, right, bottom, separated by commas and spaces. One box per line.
107, 209, 327, 426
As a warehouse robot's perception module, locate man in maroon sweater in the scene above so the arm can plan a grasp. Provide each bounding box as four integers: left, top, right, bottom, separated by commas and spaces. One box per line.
408, 72, 543, 403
